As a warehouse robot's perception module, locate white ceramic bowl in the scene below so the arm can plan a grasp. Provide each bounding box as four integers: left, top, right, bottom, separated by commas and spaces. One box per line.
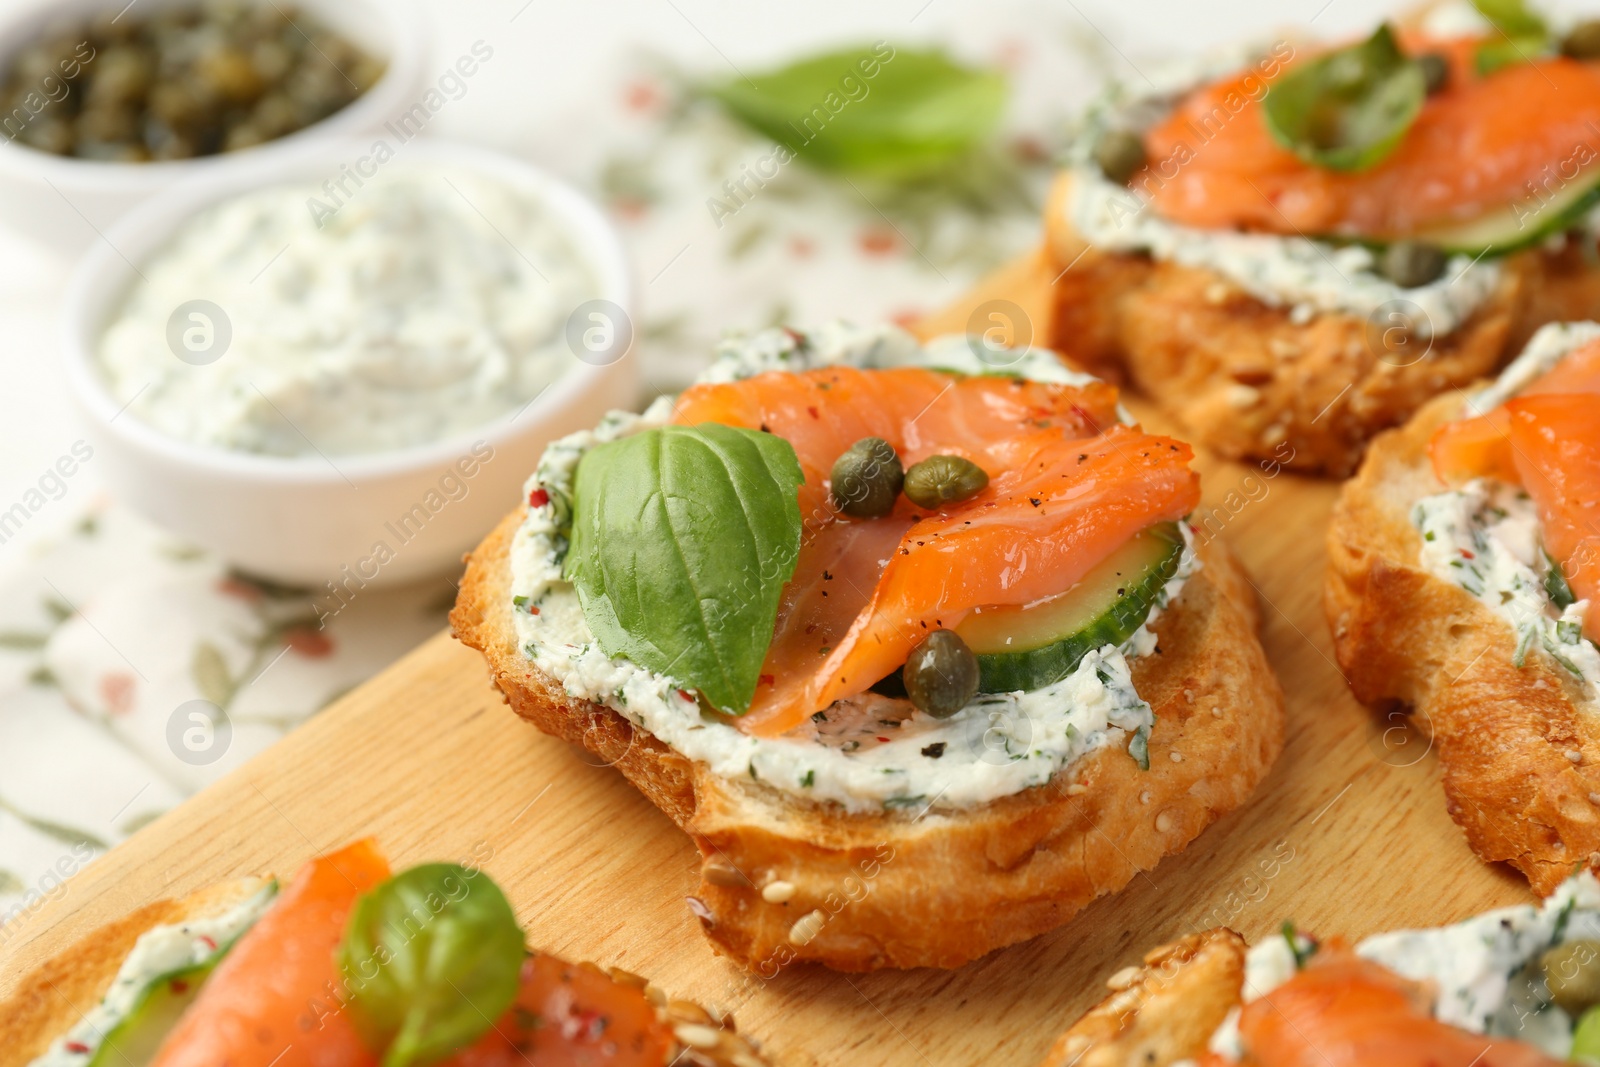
0, 0, 428, 252
61, 138, 637, 589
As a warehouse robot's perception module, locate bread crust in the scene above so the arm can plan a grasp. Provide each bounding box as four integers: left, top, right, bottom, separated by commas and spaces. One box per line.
1040, 173, 1600, 477
452, 509, 1285, 971
1326, 390, 1600, 895
0, 877, 270, 1067
1040, 928, 1246, 1067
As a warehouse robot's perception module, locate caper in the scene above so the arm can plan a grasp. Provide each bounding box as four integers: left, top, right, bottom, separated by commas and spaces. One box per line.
903, 455, 989, 510
1379, 240, 1447, 288
830, 437, 903, 518
1543, 941, 1600, 1017
1562, 20, 1600, 60
903, 630, 980, 719
1416, 51, 1450, 95
1094, 128, 1146, 185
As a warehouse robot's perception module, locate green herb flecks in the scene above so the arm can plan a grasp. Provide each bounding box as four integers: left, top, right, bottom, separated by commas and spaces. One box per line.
710, 45, 1005, 179
565, 424, 804, 714
1262, 24, 1426, 173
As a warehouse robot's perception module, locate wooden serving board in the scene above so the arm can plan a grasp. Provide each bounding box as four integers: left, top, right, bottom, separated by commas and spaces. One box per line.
0, 396, 1531, 1066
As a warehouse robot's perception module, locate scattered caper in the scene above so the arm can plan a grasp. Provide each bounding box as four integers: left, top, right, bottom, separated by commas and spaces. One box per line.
1379, 240, 1447, 288
830, 437, 904, 519
1561, 20, 1600, 60
1094, 128, 1147, 185
1542, 940, 1600, 1017
903, 455, 989, 510
1415, 52, 1450, 95
903, 630, 980, 719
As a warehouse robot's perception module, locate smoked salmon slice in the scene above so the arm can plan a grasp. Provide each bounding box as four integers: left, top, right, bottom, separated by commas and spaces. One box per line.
1141, 38, 1600, 239
671, 366, 1121, 525
150, 838, 391, 1067
1506, 394, 1600, 639
741, 425, 1201, 736
1431, 339, 1600, 485
441, 955, 673, 1067
1429, 340, 1600, 639
1229, 949, 1563, 1066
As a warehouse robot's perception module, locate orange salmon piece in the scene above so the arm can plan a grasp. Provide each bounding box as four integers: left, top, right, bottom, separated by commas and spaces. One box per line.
1507, 394, 1600, 639
443, 954, 673, 1067
741, 426, 1201, 736
1431, 339, 1600, 485
671, 366, 1120, 526
1141, 40, 1600, 239
1237, 950, 1564, 1066
151, 839, 391, 1067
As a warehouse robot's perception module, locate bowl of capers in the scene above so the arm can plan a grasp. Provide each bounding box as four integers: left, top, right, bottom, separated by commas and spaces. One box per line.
0, 0, 425, 252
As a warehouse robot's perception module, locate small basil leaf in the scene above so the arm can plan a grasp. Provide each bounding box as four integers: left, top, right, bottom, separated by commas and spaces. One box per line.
1262, 23, 1426, 173
340, 864, 524, 1067
1475, 33, 1549, 76
566, 424, 804, 713
710, 45, 1006, 178
1472, 0, 1548, 40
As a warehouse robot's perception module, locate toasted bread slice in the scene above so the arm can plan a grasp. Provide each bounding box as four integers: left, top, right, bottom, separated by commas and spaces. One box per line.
1004, 173, 1600, 478
1326, 390, 1600, 895
1040, 928, 1246, 1067
0, 875, 775, 1067
452, 507, 1285, 972
0, 877, 270, 1067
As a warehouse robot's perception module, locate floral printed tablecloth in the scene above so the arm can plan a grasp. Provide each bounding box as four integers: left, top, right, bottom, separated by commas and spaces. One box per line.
0, 12, 1103, 928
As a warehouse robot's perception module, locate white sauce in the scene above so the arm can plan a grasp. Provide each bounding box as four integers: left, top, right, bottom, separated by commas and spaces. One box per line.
28, 882, 278, 1067
1203, 874, 1600, 1061
98, 166, 599, 457
506, 322, 1198, 813
1412, 322, 1600, 701
1063, 46, 1502, 339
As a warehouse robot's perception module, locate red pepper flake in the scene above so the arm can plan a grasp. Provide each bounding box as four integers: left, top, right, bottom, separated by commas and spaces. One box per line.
781, 326, 806, 346
677, 688, 695, 702
170, 978, 189, 994
198, 934, 217, 950
806, 405, 820, 420
1460, 549, 1476, 560
528, 488, 549, 509
759, 673, 775, 686
65, 1042, 90, 1055
876, 736, 891, 743
857, 227, 897, 255
529, 605, 540, 615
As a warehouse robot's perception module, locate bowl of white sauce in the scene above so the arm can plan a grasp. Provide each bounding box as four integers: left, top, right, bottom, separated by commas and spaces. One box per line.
61, 138, 635, 591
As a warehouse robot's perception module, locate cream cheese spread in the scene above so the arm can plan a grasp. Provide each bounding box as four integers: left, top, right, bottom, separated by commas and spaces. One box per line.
1062, 45, 1502, 338
1196, 873, 1600, 1062
506, 322, 1198, 813
1411, 322, 1600, 701
98, 166, 599, 458
27, 881, 278, 1067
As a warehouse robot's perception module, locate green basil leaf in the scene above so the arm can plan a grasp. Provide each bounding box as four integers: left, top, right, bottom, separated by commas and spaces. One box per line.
1475, 33, 1549, 76
710, 44, 1006, 178
340, 864, 524, 1067
1472, 0, 1548, 40
1262, 23, 1426, 172
566, 424, 804, 713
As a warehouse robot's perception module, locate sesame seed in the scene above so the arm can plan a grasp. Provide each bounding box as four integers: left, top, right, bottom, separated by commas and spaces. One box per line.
1106, 965, 1140, 990
1568, 750, 1584, 764
1139, 791, 1151, 804
762, 880, 796, 904
789, 909, 826, 945
675, 1023, 722, 1049
1066, 783, 1087, 796
1169, 751, 1183, 763
1155, 810, 1175, 833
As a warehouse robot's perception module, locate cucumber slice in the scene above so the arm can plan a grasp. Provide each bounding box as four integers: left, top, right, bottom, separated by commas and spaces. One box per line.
87, 957, 218, 1067
1404, 173, 1600, 257
955, 522, 1184, 693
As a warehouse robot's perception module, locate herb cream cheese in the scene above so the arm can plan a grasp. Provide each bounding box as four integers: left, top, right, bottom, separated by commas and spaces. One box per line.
27, 881, 278, 1067
507, 322, 1198, 813
1411, 321, 1600, 701
98, 166, 599, 458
